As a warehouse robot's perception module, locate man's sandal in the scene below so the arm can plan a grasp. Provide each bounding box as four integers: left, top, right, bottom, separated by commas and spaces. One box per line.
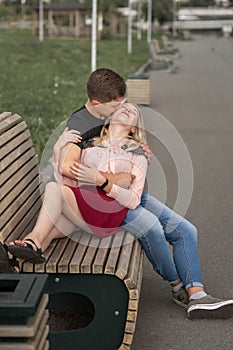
0, 242, 19, 273
8, 239, 46, 264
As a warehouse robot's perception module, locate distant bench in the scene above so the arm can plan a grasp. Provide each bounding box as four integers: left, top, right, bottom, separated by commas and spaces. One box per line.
0, 112, 144, 350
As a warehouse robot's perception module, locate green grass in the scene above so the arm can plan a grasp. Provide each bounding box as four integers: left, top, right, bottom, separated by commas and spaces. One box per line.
0, 29, 151, 158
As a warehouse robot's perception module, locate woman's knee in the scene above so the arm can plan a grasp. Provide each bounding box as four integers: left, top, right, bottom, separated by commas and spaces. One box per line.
45, 181, 60, 193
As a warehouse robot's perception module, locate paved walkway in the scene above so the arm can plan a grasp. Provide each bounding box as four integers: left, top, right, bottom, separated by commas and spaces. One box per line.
132, 35, 233, 350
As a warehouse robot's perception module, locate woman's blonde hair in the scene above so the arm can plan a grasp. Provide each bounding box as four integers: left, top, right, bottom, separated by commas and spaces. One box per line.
94, 103, 147, 152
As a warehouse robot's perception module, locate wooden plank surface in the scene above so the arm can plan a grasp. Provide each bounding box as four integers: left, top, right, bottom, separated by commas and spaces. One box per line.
37, 326, 49, 350
0, 159, 39, 200
118, 344, 131, 350
3, 194, 41, 242
124, 241, 143, 290
0, 148, 36, 185
29, 313, 49, 350
0, 170, 39, 214
81, 235, 100, 273
57, 235, 80, 273
104, 231, 124, 275
1, 138, 33, 170
34, 239, 60, 273
0, 113, 22, 135
1, 177, 40, 227
115, 232, 134, 280
0, 112, 12, 123
45, 237, 70, 273
93, 235, 112, 273
0, 128, 31, 160
69, 231, 92, 273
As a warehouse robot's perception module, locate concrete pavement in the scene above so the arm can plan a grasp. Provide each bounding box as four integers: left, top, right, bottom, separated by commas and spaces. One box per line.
132, 35, 233, 350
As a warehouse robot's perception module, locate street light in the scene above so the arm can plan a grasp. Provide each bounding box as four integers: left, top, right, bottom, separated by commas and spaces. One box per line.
39, 0, 44, 42
147, 0, 152, 43
128, 0, 132, 54
137, 0, 142, 40
172, 0, 177, 36
91, 0, 97, 72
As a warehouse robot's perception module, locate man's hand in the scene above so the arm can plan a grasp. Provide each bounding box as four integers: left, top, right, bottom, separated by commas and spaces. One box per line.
70, 163, 105, 187
56, 127, 82, 149
140, 141, 152, 163
70, 162, 135, 189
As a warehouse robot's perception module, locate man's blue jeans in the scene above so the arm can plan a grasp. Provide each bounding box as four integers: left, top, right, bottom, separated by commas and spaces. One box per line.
121, 192, 203, 289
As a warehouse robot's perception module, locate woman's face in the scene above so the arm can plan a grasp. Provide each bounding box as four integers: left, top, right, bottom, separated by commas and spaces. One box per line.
110, 103, 139, 128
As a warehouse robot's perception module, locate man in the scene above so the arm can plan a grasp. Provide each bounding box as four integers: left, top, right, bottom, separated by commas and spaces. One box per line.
58, 68, 233, 320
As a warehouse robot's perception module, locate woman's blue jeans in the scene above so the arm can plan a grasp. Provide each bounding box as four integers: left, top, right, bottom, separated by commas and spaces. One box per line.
121, 192, 203, 289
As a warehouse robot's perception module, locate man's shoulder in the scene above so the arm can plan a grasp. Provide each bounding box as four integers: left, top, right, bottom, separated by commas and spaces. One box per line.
67, 106, 92, 129
68, 106, 88, 121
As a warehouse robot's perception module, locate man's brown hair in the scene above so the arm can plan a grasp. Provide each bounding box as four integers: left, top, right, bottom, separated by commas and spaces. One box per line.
86, 68, 126, 103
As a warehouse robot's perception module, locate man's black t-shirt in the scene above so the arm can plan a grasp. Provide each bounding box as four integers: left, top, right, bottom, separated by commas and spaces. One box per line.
66, 106, 105, 149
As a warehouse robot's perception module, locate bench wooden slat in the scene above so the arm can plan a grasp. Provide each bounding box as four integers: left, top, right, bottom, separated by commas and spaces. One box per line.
0, 149, 37, 186
28, 313, 49, 350
80, 235, 100, 273
0, 113, 22, 135
37, 326, 49, 350
0, 112, 12, 123
118, 343, 131, 350
0, 139, 34, 173
1, 128, 31, 160
1, 159, 39, 201
69, 231, 92, 273
3, 191, 41, 242
0, 170, 39, 214
1, 177, 40, 227
124, 241, 143, 290
104, 231, 124, 275
125, 320, 136, 334
115, 232, 134, 280
34, 240, 60, 273
0, 120, 28, 149
57, 237, 79, 273
45, 238, 70, 273
122, 332, 134, 346
93, 235, 112, 273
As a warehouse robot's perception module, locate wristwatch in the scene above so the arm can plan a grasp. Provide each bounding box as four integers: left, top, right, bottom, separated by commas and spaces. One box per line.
99, 178, 109, 189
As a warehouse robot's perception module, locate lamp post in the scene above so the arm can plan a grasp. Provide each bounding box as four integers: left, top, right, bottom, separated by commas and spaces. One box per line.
128, 0, 132, 54
91, 0, 97, 71
172, 0, 177, 36
137, 0, 142, 40
147, 0, 152, 43
39, 0, 44, 42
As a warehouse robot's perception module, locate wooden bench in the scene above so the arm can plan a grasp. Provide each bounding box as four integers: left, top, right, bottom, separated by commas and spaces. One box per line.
161, 35, 180, 56
148, 40, 177, 73
0, 112, 144, 350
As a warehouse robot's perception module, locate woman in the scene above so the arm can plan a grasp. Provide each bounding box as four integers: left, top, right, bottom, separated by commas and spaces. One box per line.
3, 103, 148, 263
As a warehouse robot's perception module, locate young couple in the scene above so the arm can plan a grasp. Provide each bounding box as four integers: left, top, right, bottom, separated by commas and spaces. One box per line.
1, 68, 233, 320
